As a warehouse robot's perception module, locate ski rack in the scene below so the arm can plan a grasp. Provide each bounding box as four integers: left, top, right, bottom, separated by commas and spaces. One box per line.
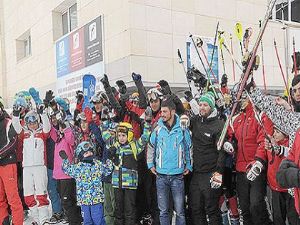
217, 0, 277, 150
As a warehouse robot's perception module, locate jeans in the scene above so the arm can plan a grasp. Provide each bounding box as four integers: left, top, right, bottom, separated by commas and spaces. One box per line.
47, 169, 62, 214
156, 174, 185, 225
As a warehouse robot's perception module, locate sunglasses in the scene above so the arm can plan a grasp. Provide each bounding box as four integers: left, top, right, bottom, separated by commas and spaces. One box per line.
25, 115, 38, 124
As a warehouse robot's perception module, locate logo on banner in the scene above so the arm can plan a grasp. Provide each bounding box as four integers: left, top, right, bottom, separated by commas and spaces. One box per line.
89, 22, 97, 41
59, 41, 65, 56
73, 32, 80, 49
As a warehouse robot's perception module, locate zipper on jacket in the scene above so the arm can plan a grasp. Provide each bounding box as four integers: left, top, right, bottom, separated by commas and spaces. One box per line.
240, 113, 247, 163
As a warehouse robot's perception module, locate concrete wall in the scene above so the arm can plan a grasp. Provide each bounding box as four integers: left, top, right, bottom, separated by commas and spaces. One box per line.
0, 0, 299, 106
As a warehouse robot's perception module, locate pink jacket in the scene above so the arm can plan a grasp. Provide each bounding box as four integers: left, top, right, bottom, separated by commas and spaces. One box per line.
50, 126, 75, 180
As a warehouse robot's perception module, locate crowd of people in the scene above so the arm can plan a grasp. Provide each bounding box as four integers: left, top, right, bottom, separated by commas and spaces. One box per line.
1, 70, 300, 225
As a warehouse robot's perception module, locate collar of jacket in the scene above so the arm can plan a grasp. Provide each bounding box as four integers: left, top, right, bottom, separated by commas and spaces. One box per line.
158, 114, 180, 133
200, 108, 218, 122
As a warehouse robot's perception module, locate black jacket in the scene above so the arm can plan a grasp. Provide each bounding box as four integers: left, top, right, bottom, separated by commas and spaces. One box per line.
190, 110, 226, 174
0, 112, 18, 166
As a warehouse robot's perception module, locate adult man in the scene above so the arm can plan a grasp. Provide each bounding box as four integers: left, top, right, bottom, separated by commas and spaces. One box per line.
147, 97, 192, 225
0, 97, 23, 225
188, 92, 225, 225
227, 93, 271, 225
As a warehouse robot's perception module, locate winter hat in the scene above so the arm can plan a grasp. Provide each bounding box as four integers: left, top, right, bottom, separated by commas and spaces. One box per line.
161, 96, 176, 110
157, 80, 171, 95
292, 75, 300, 87
198, 92, 215, 110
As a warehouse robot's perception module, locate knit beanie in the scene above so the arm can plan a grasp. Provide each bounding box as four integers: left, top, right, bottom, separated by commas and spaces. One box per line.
198, 92, 215, 110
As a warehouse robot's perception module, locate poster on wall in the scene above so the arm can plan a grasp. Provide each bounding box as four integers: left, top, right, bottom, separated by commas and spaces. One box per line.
55, 16, 104, 110
186, 36, 219, 83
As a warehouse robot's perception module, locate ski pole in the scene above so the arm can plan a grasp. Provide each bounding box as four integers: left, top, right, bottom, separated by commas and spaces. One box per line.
274, 39, 289, 97
177, 49, 192, 92
217, 0, 277, 150
209, 22, 220, 70
196, 37, 218, 83
293, 37, 298, 76
259, 20, 267, 93
230, 34, 236, 82
218, 31, 226, 75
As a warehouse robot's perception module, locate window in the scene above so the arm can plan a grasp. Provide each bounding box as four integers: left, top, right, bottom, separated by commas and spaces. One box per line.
62, 3, 77, 35
16, 30, 31, 62
273, 0, 300, 23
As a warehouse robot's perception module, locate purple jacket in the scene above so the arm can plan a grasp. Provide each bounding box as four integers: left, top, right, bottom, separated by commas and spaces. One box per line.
50, 126, 75, 180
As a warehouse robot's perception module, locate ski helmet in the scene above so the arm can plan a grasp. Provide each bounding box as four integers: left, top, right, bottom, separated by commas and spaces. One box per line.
75, 141, 95, 160
147, 88, 163, 102
117, 122, 134, 142
24, 110, 40, 124
90, 91, 108, 104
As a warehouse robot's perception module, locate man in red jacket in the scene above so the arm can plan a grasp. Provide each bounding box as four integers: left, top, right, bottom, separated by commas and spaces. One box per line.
0, 99, 23, 225
227, 94, 271, 225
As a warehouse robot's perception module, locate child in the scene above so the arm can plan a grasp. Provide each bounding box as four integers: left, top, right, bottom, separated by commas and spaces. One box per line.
59, 141, 113, 225
265, 125, 299, 225
110, 121, 151, 225
12, 106, 50, 225
50, 110, 82, 225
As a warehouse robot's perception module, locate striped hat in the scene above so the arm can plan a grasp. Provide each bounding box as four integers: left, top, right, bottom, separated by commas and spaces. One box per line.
198, 92, 215, 110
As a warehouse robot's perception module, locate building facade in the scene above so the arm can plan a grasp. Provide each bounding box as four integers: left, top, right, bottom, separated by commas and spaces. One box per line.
0, 0, 299, 106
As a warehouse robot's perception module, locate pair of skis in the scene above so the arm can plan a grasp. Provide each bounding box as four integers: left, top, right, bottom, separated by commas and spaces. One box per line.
217, 0, 277, 150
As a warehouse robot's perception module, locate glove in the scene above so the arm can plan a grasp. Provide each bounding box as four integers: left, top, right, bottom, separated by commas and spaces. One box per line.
223, 141, 234, 154
157, 80, 171, 95
29, 87, 42, 105
132, 72, 142, 82
13, 105, 21, 117
44, 90, 54, 106
144, 106, 153, 122
246, 161, 264, 181
116, 80, 127, 95
210, 172, 222, 189
120, 93, 129, 102
59, 150, 68, 160
83, 107, 93, 124
55, 97, 69, 111
37, 104, 46, 114
180, 115, 190, 130
76, 90, 84, 104
184, 91, 193, 102
100, 74, 110, 89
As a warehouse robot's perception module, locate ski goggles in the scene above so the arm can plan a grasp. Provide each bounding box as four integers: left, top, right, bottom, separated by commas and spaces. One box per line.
25, 115, 38, 124
116, 126, 131, 134
147, 92, 160, 102
90, 95, 104, 104
82, 142, 93, 151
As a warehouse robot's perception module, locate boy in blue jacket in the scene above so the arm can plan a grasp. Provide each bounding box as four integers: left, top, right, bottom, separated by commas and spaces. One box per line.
59, 141, 113, 225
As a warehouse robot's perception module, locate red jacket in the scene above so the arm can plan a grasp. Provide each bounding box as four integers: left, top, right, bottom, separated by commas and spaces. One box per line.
228, 103, 266, 172
266, 138, 289, 192
286, 129, 300, 214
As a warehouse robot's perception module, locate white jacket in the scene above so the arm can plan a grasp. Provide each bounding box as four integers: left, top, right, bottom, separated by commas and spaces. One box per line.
12, 113, 50, 167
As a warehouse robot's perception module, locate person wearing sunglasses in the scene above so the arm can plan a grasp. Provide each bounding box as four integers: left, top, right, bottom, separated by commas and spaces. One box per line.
12, 104, 51, 225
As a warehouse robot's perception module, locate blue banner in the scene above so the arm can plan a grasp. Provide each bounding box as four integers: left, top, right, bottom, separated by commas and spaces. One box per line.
82, 74, 96, 109
56, 36, 70, 77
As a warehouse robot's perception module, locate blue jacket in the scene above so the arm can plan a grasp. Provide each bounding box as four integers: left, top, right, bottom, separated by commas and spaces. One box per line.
147, 115, 192, 175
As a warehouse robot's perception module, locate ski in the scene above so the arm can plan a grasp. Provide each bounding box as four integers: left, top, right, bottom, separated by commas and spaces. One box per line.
217, 0, 277, 150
